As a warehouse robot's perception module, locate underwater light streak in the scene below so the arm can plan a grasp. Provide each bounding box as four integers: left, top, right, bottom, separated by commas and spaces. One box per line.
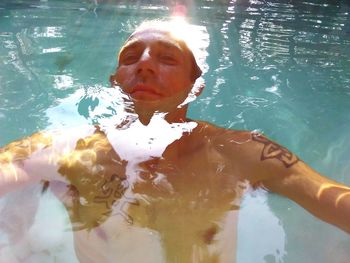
336, 192, 350, 207
316, 183, 350, 207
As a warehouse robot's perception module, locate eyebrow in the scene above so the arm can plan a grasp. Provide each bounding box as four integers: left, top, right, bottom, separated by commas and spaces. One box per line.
120, 40, 143, 52
157, 40, 182, 52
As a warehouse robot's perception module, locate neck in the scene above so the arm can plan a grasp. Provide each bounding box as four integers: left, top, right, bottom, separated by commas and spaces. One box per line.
120, 87, 193, 125
130, 102, 189, 125
164, 106, 189, 123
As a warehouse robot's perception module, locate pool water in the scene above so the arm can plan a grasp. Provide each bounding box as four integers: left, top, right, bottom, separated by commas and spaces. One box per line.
0, 0, 350, 262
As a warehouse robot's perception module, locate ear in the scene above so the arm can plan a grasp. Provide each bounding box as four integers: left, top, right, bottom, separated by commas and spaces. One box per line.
109, 74, 117, 86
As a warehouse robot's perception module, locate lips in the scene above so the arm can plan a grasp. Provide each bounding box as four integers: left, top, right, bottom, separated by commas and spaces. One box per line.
130, 83, 162, 99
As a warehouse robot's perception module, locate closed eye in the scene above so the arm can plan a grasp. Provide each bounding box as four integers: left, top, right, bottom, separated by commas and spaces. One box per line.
120, 52, 140, 65
158, 54, 178, 65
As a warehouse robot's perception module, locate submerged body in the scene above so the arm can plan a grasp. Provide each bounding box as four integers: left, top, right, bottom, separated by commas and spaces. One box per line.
1, 118, 249, 262
36, 118, 250, 262
58, 119, 245, 263
2, 115, 347, 262
1, 20, 350, 263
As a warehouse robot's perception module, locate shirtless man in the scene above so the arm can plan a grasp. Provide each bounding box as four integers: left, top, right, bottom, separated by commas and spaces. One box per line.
0, 20, 350, 263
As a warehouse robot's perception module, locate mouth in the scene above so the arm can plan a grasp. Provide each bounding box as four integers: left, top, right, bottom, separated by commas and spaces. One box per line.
130, 84, 162, 100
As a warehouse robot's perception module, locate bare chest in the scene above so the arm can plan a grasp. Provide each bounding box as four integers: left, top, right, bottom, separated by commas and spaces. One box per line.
72, 153, 243, 263
55, 126, 246, 262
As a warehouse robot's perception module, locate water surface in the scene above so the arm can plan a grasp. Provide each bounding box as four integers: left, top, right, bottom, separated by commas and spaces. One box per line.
0, 0, 350, 262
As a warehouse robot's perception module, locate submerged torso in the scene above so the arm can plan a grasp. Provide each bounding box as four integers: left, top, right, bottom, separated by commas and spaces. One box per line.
50, 118, 250, 263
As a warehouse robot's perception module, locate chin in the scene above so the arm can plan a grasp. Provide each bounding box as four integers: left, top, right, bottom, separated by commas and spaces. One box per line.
120, 88, 192, 123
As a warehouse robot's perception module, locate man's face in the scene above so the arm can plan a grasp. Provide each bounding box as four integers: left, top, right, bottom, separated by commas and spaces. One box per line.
111, 29, 194, 102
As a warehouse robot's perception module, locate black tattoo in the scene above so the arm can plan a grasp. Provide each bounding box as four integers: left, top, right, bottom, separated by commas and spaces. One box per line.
94, 174, 138, 225
112, 197, 139, 225
252, 132, 299, 168
94, 174, 129, 209
56, 129, 140, 230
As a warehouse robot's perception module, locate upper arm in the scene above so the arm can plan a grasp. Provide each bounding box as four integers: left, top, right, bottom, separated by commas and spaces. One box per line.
246, 132, 350, 233
243, 132, 338, 196
230, 131, 316, 193
218, 130, 310, 191
0, 132, 54, 195
247, 132, 301, 190
218, 130, 350, 233
0, 126, 97, 195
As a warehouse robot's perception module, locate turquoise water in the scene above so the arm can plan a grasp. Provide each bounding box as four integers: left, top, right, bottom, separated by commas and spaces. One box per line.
0, 0, 350, 262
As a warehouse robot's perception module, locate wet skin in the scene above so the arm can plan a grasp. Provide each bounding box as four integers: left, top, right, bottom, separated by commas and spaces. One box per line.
114, 29, 193, 100
53, 121, 248, 263
1, 28, 350, 263
109, 29, 200, 125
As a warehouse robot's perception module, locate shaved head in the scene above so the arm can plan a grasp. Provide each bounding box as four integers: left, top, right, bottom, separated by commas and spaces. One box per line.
120, 20, 202, 82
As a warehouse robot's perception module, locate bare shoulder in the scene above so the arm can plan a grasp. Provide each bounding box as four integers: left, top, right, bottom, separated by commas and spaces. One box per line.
0, 131, 52, 161
194, 121, 253, 148
0, 125, 98, 158
203, 124, 299, 170
0, 125, 106, 194
0, 125, 99, 181
194, 120, 251, 140
193, 122, 301, 185
48, 125, 100, 154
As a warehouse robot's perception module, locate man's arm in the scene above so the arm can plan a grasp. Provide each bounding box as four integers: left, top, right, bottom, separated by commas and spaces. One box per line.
248, 132, 350, 234
0, 126, 97, 196
217, 130, 350, 234
0, 132, 54, 196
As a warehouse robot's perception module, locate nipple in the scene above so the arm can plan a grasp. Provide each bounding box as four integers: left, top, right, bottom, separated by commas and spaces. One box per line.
202, 224, 218, 245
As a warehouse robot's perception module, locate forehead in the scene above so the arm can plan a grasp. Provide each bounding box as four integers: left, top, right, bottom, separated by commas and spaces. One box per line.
120, 29, 186, 53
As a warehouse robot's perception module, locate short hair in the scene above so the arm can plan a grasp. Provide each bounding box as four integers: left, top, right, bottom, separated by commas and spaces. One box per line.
120, 19, 202, 82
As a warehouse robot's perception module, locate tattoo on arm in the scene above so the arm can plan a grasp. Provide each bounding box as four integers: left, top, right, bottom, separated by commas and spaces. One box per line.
252, 132, 299, 168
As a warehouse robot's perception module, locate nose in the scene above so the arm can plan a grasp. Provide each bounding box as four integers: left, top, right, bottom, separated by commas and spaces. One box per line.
136, 48, 157, 78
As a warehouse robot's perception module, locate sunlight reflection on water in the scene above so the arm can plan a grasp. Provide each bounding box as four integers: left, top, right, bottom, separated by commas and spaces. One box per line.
0, 0, 350, 262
